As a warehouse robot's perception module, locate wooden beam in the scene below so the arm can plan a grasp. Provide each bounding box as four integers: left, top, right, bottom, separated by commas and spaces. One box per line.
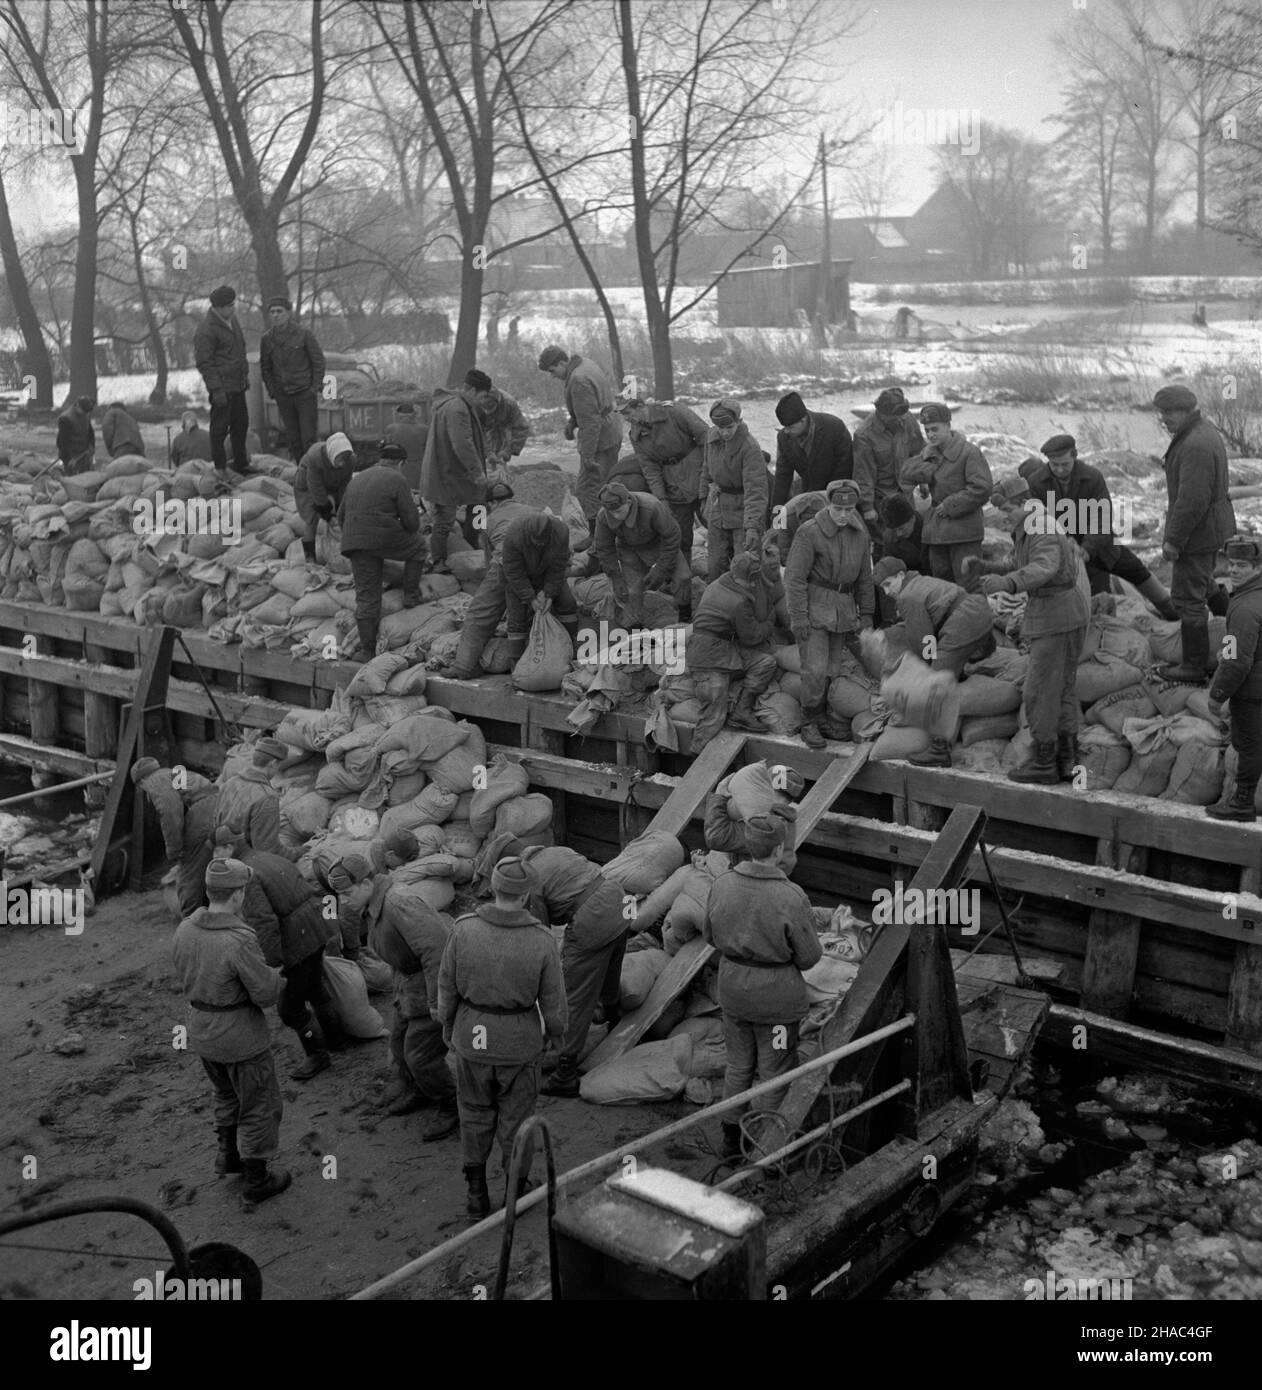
1225, 864, 1262, 1056
644, 729, 746, 837
1080, 840, 1146, 1020
0, 733, 108, 777
791, 745, 871, 847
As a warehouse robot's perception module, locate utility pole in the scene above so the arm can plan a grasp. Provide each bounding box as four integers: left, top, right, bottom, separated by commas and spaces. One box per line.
819, 131, 832, 322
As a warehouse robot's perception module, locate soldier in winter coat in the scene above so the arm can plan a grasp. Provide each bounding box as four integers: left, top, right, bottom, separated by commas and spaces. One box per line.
538, 345, 622, 523
130, 757, 220, 917
214, 738, 287, 855
898, 403, 992, 585
420, 369, 493, 568
56, 396, 96, 473
619, 396, 710, 561
385, 402, 428, 491
479, 388, 530, 468
699, 398, 768, 581
769, 390, 854, 510
170, 411, 214, 466
100, 402, 145, 459
593, 482, 694, 625
259, 296, 326, 460
852, 387, 925, 542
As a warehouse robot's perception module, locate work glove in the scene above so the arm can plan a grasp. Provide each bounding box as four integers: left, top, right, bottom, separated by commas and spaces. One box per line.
743, 528, 761, 553
647, 568, 671, 591
532, 591, 551, 613
210, 390, 227, 408
564, 420, 577, 442
978, 574, 1011, 596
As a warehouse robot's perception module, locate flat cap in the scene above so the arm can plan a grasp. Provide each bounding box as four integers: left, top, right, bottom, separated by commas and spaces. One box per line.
377, 442, 406, 461
1153, 384, 1197, 411
491, 855, 540, 896
991, 475, 1032, 507
537, 345, 568, 371
208, 286, 236, 308
826, 478, 861, 505
872, 556, 908, 587
874, 387, 909, 416
131, 757, 161, 784
465, 368, 492, 393
266, 295, 292, 311
1017, 456, 1046, 482
919, 402, 952, 425
205, 857, 252, 890
775, 391, 807, 427
710, 397, 741, 426
1041, 434, 1077, 457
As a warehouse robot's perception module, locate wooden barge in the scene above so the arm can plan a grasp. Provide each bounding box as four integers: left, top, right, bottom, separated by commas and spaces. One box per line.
2, 599, 1262, 1102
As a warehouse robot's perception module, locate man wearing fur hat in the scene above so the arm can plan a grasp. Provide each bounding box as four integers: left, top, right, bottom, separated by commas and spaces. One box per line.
769, 390, 854, 512
785, 478, 874, 750
420, 368, 494, 572
294, 432, 357, 565
853, 387, 926, 541
593, 481, 694, 625
899, 403, 992, 585
260, 296, 325, 461
618, 395, 710, 563
171, 857, 291, 1202
965, 475, 1091, 784
437, 855, 566, 1217
214, 738, 287, 854
193, 286, 251, 477
702, 810, 821, 1160
538, 345, 622, 524
699, 397, 768, 581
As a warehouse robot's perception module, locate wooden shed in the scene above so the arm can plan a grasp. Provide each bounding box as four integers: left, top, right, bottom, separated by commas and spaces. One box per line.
716, 259, 852, 328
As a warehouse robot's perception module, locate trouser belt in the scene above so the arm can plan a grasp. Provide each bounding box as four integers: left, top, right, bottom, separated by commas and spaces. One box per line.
463, 1000, 536, 1015
190, 998, 252, 1012
722, 955, 792, 969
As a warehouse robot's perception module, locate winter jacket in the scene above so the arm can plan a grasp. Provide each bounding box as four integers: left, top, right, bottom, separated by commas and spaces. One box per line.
882, 515, 927, 572
295, 440, 357, 516
700, 421, 768, 532
997, 501, 1090, 639
518, 845, 602, 924
1022, 460, 1119, 564
339, 464, 421, 552
771, 411, 854, 509
899, 431, 992, 545
502, 513, 571, 603
594, 491, 681, 584
138, 770, 216, 860
420, 386, 487, 507
170, 426, 214, 466
260, 321, 325, 398
702, 795, 799, 876
852, 414, 925, 519
214, 766, 282, 855
367, 875, 450, 1021
482, 501, 538, 562
237, 845, 332, 969
310, 835, 389, 891
1162, 410, 1235, 554
193, 308, 249, 395
100, 405, 145, 459
702, 862, 821, 1024
481, 389, 529, 460
784, 509, 874, 633
626, 402, 709, 505
1210, 571, 1262, 702
171, 906, 282, 1062
437, 902, 567, 1063
56, 405, 94, 467
384, 412, 428, 490
896, 573, 993, 658
562, 356, 622, 462
688, 572, 778, 671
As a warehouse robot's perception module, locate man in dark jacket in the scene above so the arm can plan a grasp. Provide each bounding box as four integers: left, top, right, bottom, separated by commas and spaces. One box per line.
702, 810, 821, 1159
170, 410, 214, 466
385, 402, 429, 492
421, 369, 492, 569
770, 390, 854, 511
853, 387, 926, 540
1205, 535, 1262, 821
594, 481, 693, 625
215, 738, 286, 854
56, 396, 95, 472
294, 432, 356, 564
538, 345, 623, 522
480, 387, 529, 468
699, 397, 768, 581
879, 494, 927, 571
100, 401, 145, 458
619, 395, 710, 561
193, 285, 251, 477
899, 403, 992, 585
1154, 385, 1237, 683
260, 296, 325, 461
687, 553, 784, 749
501, 511, 576, 647
340, 443, 426, 654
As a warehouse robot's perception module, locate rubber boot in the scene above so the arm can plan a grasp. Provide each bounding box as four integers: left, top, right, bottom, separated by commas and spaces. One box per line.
301, 539, 318, 565
421, 1097, 460, 1142
214, 1125, 243, 1176
720, 1122, 743, 1161
728, 689, 768, 733
314, 1001, 350, 1053
1158, 619, 1209, 684
1056, 731, 1079, 783
290, 1015, 331, 1081
909, 736, 952, 768
541, 1055, 581, 1098
464, 1164, 491, 1219
1007, 740, 1060, 785
1207, 781, 1258, 822
356, 620, 378, 657
242, 1158, 291, 1203
401, 558, 424, 608
1136, 574, 1178, 621
801, 720, 826, 751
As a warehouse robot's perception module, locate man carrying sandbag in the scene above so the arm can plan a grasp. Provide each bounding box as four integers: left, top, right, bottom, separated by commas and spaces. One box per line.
437, 856, 566, 1217
1205, 535, 1262, 822
898, 402, 992, 585
215, 738, 287, 854
702, 810, 821, 1161
340, 441, 427, 655
699, 397, 768, 581
785, 478, 874, 750
872, 556, 997, 768
705, 767, 804, 872
421, 368, 493, 572
171, 857, 291, 1202
212, 824, 340, 1082
966, 474, 1091, 785
593, 480, 693, 626
130, 757, 219, 916
294, 431, 357, 565
619, 394, 710, 566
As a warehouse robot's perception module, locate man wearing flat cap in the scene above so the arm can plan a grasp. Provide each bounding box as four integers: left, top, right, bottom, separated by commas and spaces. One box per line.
194, 286, 251, 478
438, 855, 566, 1216
214, 737, 287, 855
965, 474, 1090, 784
699, 397, 768, 581
618, 395, 710, 566
538, 344, 623, 525
1152, 385, 1235, 683
769, 390, 854, 514
1205, 535, 1262, 821
785, 477, 874, 750
259, 295, 325, 462
420, 369, 494, 573
593, 481, 694, 625
899, 402, 992, 585
171, 856, 291, 1202
852, 387, 926, 543
294, 431, 357, 565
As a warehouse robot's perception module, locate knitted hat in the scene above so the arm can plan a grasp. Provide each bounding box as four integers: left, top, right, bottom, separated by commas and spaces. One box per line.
991, 475, 1031, 507
872, 557, 907, 587
491, 855, 540, 896
326, 432, 354, 462
130, 757, 160, 784
710, 397, 741, 426
254, 737, 287, 763
465, 368, 493, 393
537, 345, 568, 371
745, 811, 790, 858
205, 857, 251, 891
880, 493, 915, 528
874, 387, 909, 416
1153, 384, 1197, 411
1041, 433, 1076, 458
486, 481, 515, 502
600, 481, 631, 509
382, 829, 419, 862
1017, 456, 1045, 482
378, 442, 406, 461
266, 295, 292, 311
208, 285, 236, 308
919, 402, 951, 425
729, 553, 760, 585
825, 479, 861, 505
775, 391, 808, 426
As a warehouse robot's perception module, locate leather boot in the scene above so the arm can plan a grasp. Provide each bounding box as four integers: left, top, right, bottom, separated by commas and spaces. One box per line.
541, 1056, 581, 1098
314, 1001, 350, 1052
356, 620, 378, 657
720, 1122, 743, 1161
401, 559, 424, 608
801, 719, 826, 751
1008, 740, 1060, 784
909, 736, 952, 768
728, 690, 768, 733
242, 1158, 292, 1203
290, 1015, 331, 1081
1136, 574, 1178, 621
214, 1125, 243, 1176
464, 1164, 491, 1219
301, 540, 318, 565
421, 1097, 460, 1142
1056, 731, 1079, 782
1158, 619, 1210, 684
1207, 782, 1258, 822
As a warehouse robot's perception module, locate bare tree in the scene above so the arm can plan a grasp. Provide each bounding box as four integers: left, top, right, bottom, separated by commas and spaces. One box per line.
934, 124, 1050, 277
0, 156, 55, 406
1046, 74, 1126, 269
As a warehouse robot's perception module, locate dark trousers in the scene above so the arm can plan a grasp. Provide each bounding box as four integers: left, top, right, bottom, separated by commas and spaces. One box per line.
346, 539, 427, 649
721, 1016, 800, 1116
1231, 697, 1262, 787
177, 842, 214, 918
209, 391, 250, 472
274, 391, 319, 461
1170, 550, 1217, 624
927, 540, 982, 587
455, 1054, 540, 1169
1086, 544, 1151, 595
201, 1050, 282, 1160
668, 501, 696, 562
278, 949, 329, 1030
389, 1009, 456, 1102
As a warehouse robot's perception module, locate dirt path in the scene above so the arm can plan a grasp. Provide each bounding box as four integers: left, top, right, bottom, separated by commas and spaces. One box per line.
0, 887, 686, 1301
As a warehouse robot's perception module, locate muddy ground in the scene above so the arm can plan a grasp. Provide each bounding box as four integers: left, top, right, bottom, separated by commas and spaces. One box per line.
0, 886, 694, 1301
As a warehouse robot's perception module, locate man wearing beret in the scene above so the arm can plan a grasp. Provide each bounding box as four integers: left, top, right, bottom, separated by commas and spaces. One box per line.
702, 810, 821, 1160
1019, 437, 1177, 619
215, 738, 287, 855
130, 758, 219, 917
785, 478, 874, 750
259, 295, 325, 462
619, 394, 710, 565
699, 397, 768, 581
171, 857, 291, 1202
1153, 385, 1236, 683
293, 431, 357, 565
193, 286, 251, 478
538, 344, 623, 524
438, 856, 566, 1216
852, 387, 926, 543
899, 402, 993, 586
1205, 536, 1262, 821
593, 481, 694, 625
420, 368, 494, 573
965, 475, 1091, 783
769, 390, 854, 513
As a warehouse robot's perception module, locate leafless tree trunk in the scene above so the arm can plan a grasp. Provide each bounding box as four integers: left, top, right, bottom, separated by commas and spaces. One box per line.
0, 161, 54, 407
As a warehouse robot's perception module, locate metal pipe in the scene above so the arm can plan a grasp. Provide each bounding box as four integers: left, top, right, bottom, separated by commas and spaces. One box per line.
0, 770, 115, 808
350, 1012, 915, 1300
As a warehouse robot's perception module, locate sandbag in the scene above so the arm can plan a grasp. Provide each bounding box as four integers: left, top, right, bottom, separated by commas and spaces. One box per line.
356, 948, 394, 995
424, 722, 488, 792
379, 783, 459, 837
661, 868, 714, 954
279, 789, 334, 845
290, 588, 343, 620
778, 671, 802, 703
375, 713, 470, 769
384, 664, 428, 696
1089, 615, 1152, 669
756, 691, 801, 735
363, 693, 432, 727
161, 583, 205, 628
442, 821, 481, 859
378, 601, 461, 651
1076, 725, 1132, 790
1087, 684, 1158, 735
479, 637, 518, 675
468, 756, 531, 837
512, 606, 573, 692
248, 592, 294, 627
1002, 727, 1034, 770
721, 762, 786, 822
493, 793, 554, 844
960, 712, 1020, 746
325, 723, 387, 762
326, 803, 380, 838
632, 863, 695, 932
277, 703, 353, 753
315, 756, 374, 798
346, 651, 410, 697
1159, 740, 1226, 805
668, 1016, 727, 1079
579, 1035, 693, 1105
407, 877, 456, 912
956, 674, 1022, 717
321, 956, 387, 1038
871, 725, 932, 761
1113, 744, 1179, 797
604, 829, 687, 895
827, 658, 877, 720
1075, 653, 1143, 706
967, 645, 1029, 684
882, 653, 962, 740
386, 770, 428, 806
1143, 677, 1195, 718
448, 550, 485, 585
619, 947, 671, 1010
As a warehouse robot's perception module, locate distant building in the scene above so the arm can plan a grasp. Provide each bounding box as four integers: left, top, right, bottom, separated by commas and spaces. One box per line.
716, 260, 852, 328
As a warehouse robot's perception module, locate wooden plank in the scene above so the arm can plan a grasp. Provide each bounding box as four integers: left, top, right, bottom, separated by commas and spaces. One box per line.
644, 729, 746, 837
790, 745, 872, 847
1081, 840, 1146, 1020
82, 641, 117, 761
1226, 863, 1262, 1055
0, 733, 108, 777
